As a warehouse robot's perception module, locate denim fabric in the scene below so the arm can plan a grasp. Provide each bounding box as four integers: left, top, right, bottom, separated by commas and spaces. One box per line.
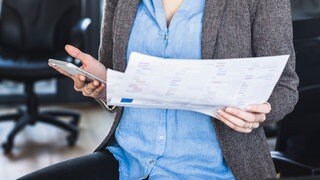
108, 0, 235, 179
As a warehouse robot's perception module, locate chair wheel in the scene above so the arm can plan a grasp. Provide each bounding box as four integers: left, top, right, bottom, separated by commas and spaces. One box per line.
2, 142, 13, 154
67, 133, 78, 146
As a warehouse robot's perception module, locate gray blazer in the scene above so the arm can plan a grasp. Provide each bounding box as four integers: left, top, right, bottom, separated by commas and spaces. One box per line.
95, 0, 299, 179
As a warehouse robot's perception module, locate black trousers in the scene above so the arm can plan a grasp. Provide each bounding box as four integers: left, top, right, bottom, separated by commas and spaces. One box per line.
18, 150, 119, 180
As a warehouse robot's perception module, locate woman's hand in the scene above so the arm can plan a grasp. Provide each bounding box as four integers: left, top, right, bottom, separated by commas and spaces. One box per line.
216, 103, 271, 133
49, 45, 107, 99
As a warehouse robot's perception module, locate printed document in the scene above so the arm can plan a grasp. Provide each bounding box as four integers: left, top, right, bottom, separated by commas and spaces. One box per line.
106, 52, 289, 117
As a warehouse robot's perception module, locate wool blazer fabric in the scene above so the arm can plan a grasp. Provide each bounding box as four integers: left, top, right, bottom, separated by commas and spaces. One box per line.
95, 0, 299, 179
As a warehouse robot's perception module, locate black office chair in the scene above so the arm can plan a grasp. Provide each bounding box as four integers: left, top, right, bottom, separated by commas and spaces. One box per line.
0, 0, 91, 154
264, 13, 320, 138
272, 86, 320, 177
270, 8, 320, 177
293, 17, 320, 87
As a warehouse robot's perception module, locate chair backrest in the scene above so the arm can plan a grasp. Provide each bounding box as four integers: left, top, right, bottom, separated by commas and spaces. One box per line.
276, 86, 320, 167
291, 0, 320, 88
293, 18, 320, 41
293, 18, 320, 88
0, 0, 81, 57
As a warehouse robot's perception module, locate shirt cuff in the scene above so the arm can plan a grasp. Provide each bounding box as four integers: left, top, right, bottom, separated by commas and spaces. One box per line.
96, 98, 117, 112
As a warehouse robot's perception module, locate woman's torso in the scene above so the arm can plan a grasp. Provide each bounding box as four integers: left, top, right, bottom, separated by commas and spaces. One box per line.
107, 0, 235, 179
96, 0, 295, 179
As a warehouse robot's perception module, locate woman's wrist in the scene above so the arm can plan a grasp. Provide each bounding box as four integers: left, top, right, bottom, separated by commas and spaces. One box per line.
96, 98, 117, 112
98, 93, 107, 100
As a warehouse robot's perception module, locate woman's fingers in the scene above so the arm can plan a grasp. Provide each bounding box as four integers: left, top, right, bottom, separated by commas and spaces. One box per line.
225, 107, 257, 123
225, 107, 266, 123
216, 113, 252, 133
216, 103, 271, 133
86, 80, 98, 92
245, 103, 271, 114
65, 45, 94, 67
217, 110, 259, 130
82, 80, 99, 94
90, 84, 106, 98
218, 109, 251, 128
50, 45, 107, 99
82, 83, 106, 98
72, 74, 106, 98
74, 75, 86, 92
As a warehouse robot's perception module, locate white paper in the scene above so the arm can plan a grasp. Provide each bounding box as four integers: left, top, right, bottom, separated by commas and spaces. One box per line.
107, 52, 289, 117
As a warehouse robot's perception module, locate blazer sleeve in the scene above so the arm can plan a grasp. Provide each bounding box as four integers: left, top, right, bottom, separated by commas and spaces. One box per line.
98, 0, 118, 69
96, 0, 118, 111
251, 0, 299, 125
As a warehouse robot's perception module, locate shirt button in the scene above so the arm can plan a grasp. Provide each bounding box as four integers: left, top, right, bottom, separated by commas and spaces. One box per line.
164, 34, 168, 41
149, 160, 155, 164
159, 136, 165, 140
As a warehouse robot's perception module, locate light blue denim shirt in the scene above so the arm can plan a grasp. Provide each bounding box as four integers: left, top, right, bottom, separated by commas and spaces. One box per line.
108, 0, 235, 179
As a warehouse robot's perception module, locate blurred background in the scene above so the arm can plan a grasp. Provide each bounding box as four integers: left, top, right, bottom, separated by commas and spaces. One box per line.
0, 0, 116, 179
0, 0, 320, 179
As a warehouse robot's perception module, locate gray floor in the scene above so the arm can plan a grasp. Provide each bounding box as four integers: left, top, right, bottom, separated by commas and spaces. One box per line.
0, 104, 276, 179
0, 104, 115, 180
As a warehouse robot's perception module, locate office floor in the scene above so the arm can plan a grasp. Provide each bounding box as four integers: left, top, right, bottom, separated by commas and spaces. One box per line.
0, 104, 276, 179
0, 104, 115, 180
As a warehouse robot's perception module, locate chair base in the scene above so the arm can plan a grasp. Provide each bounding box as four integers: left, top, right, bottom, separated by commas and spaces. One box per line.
0, 107, 80, 154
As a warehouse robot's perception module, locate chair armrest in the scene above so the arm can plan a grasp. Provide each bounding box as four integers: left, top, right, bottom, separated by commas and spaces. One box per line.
271, 151, 313, 177
263, 124, 278, 138
70, 18, 92, 47
314, 169, 320, 175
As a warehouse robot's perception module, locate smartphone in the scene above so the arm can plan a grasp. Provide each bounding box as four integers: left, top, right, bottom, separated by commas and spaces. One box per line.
48, 59, 106, 84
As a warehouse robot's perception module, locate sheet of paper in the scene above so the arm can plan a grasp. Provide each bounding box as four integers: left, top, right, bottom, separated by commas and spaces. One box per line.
107, 52, 289, 117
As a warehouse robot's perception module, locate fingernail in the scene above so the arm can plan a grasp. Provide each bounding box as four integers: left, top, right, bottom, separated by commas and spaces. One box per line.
226, 107, 232, 113
217, 110, 223, 114
245, 106, 252, 111
65, 45, 77, 55
79, 76, 86, 81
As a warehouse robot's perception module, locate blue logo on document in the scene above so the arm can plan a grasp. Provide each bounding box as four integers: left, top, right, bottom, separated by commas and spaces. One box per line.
121, 98, 134, 103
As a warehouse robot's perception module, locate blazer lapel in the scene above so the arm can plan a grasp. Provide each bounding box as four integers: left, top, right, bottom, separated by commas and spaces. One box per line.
202, 0, 227, 59
113, 0, 140, 72
113, 0, 227, 70
202, 0, 239, 176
